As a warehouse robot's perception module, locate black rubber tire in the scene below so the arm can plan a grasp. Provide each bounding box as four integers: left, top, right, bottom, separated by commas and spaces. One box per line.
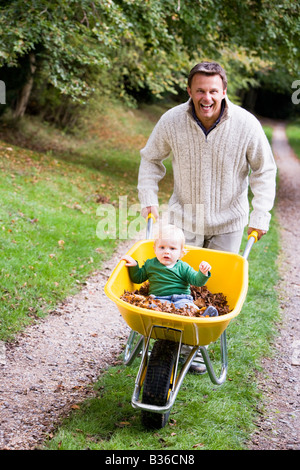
141, 339, 178, 429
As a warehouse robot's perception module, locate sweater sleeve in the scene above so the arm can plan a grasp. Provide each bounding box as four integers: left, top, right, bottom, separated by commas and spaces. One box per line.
137, 117, 171, 208
247, 122, 277, 231
182, 263, 211, 287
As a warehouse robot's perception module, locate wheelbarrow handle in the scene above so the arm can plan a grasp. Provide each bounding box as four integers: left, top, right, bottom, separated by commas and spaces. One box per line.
146, 212, 156, 240
242, 230, 258, 260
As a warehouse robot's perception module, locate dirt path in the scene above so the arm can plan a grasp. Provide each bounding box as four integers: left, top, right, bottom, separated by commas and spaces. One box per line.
0, 240, 134, 450
248, 122, 300, 450
0, 123, 299, 450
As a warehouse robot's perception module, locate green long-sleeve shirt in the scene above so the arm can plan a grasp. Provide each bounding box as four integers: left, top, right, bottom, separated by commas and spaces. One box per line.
128, 257, 210, 296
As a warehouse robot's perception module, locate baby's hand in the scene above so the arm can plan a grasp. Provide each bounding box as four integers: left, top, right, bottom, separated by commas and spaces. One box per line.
122, 255, 137, 267
199, 261, 211, 275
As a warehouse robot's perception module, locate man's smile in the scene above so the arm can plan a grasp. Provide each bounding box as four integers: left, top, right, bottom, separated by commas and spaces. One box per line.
187, 73, 226, 129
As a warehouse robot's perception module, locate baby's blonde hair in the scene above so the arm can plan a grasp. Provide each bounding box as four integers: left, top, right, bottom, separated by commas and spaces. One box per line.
153, 224, 186, 252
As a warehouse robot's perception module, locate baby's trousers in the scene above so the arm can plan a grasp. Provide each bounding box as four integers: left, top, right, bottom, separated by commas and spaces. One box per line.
151, 294, 197, 310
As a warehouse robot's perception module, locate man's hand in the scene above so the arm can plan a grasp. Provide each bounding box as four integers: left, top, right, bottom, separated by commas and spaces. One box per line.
247, 227, 267, 240
141, 205, 159, 219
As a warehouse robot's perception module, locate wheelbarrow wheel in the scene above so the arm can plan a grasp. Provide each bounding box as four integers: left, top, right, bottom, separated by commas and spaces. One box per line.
141, 339, 178, 429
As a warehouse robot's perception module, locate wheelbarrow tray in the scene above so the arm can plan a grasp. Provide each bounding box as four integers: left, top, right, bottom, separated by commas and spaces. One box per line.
104, 239, 248, 346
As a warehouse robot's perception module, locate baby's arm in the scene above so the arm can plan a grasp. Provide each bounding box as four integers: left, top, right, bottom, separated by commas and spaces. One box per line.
122, 255, 149, 284
199, 261, 211, 276
122, 255, 138, 267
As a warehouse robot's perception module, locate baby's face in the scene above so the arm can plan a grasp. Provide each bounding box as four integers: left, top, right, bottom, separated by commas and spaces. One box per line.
154, 237, 183, 266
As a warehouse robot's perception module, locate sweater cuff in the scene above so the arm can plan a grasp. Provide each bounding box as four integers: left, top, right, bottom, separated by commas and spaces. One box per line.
128, 262, 140, 276
138, 189, 159, 209
249, 210, 271, 232
197, 270, 211, 285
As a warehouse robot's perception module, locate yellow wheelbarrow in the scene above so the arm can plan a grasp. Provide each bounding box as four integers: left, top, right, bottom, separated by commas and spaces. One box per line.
104, 216, 258, 428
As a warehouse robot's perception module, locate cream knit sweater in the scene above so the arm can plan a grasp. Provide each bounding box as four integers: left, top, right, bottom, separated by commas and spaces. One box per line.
138, 97, 276, 236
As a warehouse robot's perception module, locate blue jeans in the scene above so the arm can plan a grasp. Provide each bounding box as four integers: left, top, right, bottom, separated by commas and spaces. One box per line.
151, 294, 198, 310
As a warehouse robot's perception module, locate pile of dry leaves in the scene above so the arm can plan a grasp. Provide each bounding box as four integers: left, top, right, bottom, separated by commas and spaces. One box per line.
120, 282, 230, 317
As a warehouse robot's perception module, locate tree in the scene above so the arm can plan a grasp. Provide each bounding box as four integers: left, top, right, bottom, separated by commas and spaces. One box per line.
0, 0, 117, 116
0, 0, 299, 119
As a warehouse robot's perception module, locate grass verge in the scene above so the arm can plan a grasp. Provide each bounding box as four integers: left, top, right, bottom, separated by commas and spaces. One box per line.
0, 101, 173, 340
286, 120, 300, 158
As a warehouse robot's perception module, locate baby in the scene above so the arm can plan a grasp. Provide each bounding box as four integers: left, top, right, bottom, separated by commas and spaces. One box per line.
122, 224, 218, 316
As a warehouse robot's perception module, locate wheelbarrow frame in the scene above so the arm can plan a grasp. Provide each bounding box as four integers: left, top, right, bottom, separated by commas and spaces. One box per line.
105, 215, 257, 419
131, 324, 228, 415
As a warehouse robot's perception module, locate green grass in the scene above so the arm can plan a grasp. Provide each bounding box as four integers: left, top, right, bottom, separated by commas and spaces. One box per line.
286, 120, 300, 159
0, 102, 173, 340
263, 125, 273, 142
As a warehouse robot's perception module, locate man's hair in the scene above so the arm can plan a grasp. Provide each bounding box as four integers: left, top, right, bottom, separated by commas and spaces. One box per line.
188, 62, 227, 89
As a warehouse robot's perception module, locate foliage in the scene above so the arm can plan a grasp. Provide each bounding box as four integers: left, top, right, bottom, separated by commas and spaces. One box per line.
0, 0, 110, 102
0, 0, 299, 118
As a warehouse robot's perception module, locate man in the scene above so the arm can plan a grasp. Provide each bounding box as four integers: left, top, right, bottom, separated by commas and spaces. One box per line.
137, 61, 276, 253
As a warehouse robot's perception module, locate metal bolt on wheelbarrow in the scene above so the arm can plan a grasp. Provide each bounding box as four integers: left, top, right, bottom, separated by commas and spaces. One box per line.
104, 214, 258, 429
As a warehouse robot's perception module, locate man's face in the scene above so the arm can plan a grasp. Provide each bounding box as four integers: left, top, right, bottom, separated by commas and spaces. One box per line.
187, 73, 226, 129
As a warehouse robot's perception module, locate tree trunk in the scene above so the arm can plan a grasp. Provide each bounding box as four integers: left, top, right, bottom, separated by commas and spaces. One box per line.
13, 52, 36, 119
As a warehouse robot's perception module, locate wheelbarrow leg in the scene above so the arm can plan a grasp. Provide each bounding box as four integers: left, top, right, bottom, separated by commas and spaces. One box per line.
123, 330, 144, 366
198, 331, 228, 385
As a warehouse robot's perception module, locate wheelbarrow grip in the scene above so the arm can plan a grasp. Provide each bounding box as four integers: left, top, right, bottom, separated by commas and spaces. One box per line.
242, 230, 258, 260
146, 212, 156, 240
248, 230, 258, 243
